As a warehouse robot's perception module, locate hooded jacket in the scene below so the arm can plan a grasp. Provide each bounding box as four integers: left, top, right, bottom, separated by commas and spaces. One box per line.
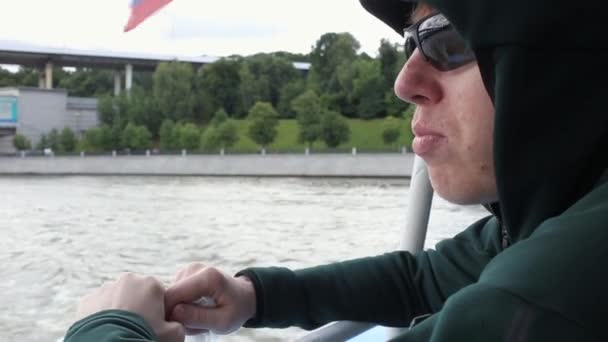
64, 0, 608, 341
235, 0, 608, 340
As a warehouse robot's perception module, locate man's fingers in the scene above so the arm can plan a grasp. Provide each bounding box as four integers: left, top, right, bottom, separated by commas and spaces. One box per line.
173, 263, 207, 282
158, 321, 186, 342
170, 304, 218, 331
165, 267, 223, 312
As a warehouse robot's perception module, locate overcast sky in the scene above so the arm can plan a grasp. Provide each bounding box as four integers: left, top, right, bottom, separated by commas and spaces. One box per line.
0, 0, 403, 59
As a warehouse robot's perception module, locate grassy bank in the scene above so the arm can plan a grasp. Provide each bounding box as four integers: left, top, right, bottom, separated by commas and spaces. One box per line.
229, 118, 413, 153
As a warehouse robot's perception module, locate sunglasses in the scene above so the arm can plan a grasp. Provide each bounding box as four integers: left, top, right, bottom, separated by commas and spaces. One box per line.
404, 13, 476, 71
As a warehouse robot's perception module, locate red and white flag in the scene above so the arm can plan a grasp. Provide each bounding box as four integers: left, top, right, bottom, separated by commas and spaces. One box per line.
124, 0, 173, 32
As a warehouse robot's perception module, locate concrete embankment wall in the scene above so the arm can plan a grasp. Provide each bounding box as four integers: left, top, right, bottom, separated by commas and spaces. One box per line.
0, 153, 415, 178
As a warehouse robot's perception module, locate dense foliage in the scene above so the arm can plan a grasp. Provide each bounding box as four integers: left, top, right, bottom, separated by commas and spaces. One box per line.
2, 32, 415, 153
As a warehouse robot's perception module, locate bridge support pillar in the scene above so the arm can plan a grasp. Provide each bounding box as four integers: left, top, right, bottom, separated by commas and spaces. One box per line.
114, 71, 122, 96
125, 63, 133, 96
38, 72, 45, 89
45, 62, 53, 89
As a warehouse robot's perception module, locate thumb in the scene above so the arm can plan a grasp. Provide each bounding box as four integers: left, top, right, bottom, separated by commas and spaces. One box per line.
171, 304, 221, 331
165, 268, 223, 313
157, 321, 186, 342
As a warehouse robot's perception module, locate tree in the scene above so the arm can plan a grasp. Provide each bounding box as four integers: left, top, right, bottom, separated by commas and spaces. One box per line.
47, 129, 61, 152
216, 121, 238, 150
247, 102, 280, 150
292, 90, 323, 148
177, 123, 200, 151
153, 61, 195, 122
57, 68, 114, 97
277, 79, 306, 118
321, 111, 350, 148
159, 119, 177, 150
332, 58, 385, 119
210, 108, 229, 127
13, 134, 31, 151
310, 33, 360, 93
100, 125, 118, 151
378, 39, 401, 88
97, 95, 116, 126
382, 118, 401, 147
0, 67, 17, 87
35, 134, 49, 150
121, 123, 139, 150
196, 58, 243, 118
203, 120, 239, 151
124, 87, 162, 136
133, 125, 152, 150
60, 127, 78, 152
240, 54, 299, 110
239, 64, 269, 118
83, 128, 102, 152
14, 67, 39, 87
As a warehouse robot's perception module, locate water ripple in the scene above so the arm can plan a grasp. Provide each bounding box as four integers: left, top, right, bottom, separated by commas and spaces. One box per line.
0, 176, 486, 342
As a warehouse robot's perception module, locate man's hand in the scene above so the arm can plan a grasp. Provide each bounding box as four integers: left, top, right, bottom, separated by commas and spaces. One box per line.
76, 272, 185, 342
165, 263, 257, 335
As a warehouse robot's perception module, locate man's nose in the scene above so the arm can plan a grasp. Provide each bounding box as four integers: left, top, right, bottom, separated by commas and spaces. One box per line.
394, 49, 443, 106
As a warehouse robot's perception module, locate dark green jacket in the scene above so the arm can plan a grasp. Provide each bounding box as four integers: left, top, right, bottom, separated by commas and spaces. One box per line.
238, 0, 608, 340
64, 310, 156, 341
64, 0, 608, 341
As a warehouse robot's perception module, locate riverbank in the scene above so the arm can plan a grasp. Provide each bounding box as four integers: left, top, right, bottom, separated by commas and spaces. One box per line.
0, 153, 415, 178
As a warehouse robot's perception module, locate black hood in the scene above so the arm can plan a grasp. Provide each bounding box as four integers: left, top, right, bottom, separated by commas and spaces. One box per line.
359, 0, 415, 36
360, 0, 608, 242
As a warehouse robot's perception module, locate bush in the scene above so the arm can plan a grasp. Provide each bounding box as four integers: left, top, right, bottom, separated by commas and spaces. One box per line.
121, 123, 153, 151
201, 120, 239, 151
210, 108, 229, 127
47, 129, 61, 152
35, 134, 49, 150
177, 123, 200, 151
216, 120, 238, 149
133, 125, 152, 150
247, 102, 279, 149
83, 128, 102, 152
321, 111, 350, 148
293, 90, 322, 147
159, 119, 178, 151
13, 134, 31, 151
381, 118, 401, 146
60, 127, 78, 152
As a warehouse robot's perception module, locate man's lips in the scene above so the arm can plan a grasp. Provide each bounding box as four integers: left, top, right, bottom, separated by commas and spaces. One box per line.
412, 124, 444, 138
412, 124, 445, 155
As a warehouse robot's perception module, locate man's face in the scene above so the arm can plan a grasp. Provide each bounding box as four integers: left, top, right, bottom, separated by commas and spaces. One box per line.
394, 35, 497, 205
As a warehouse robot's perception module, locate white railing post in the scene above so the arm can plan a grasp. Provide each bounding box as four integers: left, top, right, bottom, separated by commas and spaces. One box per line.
296, 156, 434, 342
386, 156, 434, 339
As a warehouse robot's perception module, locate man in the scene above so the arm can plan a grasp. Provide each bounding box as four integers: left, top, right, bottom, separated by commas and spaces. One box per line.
64, 0, 608, 341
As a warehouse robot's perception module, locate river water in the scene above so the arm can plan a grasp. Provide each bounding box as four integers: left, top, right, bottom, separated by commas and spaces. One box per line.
0, 176, 487, 342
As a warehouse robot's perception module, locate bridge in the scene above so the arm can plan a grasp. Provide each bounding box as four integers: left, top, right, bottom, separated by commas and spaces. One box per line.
0, 39, 311, 96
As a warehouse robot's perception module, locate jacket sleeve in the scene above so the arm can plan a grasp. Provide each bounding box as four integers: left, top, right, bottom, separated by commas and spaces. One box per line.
237, 215, 503, 330
63, 310, 156, 342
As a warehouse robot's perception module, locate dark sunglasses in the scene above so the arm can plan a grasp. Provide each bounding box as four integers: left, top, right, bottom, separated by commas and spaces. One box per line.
404, 13, 476, 71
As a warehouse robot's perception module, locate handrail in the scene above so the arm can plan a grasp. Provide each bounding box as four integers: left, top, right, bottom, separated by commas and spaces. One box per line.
296, 156, 434, 342
295, 321, 377, 342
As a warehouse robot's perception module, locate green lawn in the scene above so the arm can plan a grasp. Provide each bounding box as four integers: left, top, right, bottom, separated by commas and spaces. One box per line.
228, 118, 413, 153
